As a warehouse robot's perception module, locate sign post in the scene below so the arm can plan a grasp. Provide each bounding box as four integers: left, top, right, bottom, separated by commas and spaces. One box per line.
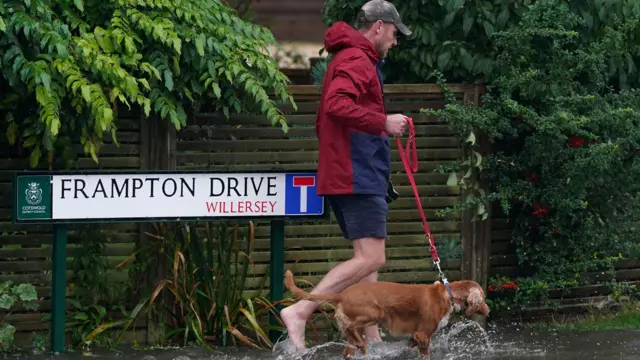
268, 219, 285, 343
51, 224, 67, 354
13, 170, 328, 353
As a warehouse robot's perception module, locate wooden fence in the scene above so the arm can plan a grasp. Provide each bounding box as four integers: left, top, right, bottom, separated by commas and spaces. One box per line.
1, 83, 638, 348
0, 106, 144, 347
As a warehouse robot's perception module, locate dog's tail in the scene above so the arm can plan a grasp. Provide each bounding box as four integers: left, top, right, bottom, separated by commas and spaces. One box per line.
284, 270, 341, 305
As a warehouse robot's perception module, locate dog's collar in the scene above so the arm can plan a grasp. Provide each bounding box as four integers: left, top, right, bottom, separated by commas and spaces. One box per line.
441, 276, 455, 307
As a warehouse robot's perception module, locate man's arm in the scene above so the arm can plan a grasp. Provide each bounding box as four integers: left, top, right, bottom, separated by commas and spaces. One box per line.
323, 55, 386, 134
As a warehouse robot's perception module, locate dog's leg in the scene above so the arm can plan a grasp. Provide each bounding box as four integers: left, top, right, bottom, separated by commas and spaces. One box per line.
342, 327, 365, 360
412, 330, 435, 359
407, 336, 418, 348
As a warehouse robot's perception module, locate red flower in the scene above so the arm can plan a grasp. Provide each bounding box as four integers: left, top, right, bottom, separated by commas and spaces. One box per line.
568, 135, 584, 148
487, 285, 494, 292
532, 203, 550, 218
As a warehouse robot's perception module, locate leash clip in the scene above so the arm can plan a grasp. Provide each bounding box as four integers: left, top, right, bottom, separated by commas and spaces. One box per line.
433, 259, 445, 280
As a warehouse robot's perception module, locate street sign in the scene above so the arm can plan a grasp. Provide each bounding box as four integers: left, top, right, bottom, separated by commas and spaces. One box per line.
13, 170, 327, 223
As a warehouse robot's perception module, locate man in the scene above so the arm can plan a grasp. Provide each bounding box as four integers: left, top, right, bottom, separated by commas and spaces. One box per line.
279, 0, 412, 351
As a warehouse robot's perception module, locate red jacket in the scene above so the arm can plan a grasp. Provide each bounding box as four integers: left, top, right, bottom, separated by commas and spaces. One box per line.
315, 21, 389, 196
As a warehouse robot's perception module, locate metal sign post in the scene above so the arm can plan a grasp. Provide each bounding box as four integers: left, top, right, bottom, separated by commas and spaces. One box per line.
13, 169, 328, 353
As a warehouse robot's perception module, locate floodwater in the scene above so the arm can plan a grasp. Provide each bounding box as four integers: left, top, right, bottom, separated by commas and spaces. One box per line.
14, 321, 640, 360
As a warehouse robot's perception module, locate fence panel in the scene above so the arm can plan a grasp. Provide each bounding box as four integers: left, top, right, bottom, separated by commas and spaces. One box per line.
0, 109, 144, 346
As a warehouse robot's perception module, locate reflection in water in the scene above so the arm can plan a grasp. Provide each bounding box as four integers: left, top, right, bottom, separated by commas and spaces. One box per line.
15, 320, 640, 360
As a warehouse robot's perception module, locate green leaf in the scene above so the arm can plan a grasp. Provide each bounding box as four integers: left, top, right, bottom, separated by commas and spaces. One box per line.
473, 151, 482, 167
446, 172, 458, 186
483, 21, 494, 38
460, 48, 474, 72
23, 301, 39, 311
463, 14, 474, 35
163, 70, 174, 91
0, 17, 6, 32
466, 131, 476, 145
14, 283, 37, 302
6, 122, 18, 145
23, 137, 37, 148
30, 146, 42, 168
195, 34, 205, 56
497, 6, 510, 28
0, 294, 14, 309
74, 0, 84, 11
212, 83, 221, 98
81, 85, 91, 102
102, 107, 113, 127
39, 72, 51, 91
444, 11, 457, 27
463, 167, 473, 179
437, 51, 451, 69
0, 324, 16, 351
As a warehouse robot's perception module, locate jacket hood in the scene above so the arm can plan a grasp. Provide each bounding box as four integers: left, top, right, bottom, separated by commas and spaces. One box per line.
323, 21, 379, 62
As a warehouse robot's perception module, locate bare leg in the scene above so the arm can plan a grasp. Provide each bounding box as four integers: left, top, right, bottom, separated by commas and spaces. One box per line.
360, 271, 383, 343
280, 237, 385, 350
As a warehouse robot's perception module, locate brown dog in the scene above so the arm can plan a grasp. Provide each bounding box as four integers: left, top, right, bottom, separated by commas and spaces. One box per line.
283, 270, 490, 359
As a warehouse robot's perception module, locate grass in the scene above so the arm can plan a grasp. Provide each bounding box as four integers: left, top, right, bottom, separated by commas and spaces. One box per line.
533, 301, 640, 332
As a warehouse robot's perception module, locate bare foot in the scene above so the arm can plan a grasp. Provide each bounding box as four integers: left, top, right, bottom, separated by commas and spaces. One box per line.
280, 305, 307, 350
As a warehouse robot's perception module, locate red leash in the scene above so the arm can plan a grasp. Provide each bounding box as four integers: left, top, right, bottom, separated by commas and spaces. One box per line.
395, 117, 444, 277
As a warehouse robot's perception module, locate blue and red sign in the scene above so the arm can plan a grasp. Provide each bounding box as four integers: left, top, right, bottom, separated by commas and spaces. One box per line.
285, 173, 324, 216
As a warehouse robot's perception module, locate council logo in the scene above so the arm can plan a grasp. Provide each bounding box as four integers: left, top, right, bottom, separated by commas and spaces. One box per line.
25, 181, 43, 205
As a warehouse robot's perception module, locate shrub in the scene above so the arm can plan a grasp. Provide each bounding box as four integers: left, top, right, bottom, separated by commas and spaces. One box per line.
322, 0, 640, 86
1, 0, 295, 168
124, 221, 280, 349
431, 1, 640, 291
0, 282, 38, 354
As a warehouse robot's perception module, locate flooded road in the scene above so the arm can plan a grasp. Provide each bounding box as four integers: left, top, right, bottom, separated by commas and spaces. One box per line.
15, 321, 640, 360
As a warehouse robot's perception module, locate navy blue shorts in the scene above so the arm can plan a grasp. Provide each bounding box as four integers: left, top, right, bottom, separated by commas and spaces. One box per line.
326, 194, 388, 241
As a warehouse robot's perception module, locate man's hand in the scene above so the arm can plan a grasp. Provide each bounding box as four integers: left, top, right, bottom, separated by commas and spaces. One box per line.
385, 114, 408, 136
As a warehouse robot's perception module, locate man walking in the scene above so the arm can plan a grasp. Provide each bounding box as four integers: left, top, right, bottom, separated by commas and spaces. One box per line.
280, 0, 412, 350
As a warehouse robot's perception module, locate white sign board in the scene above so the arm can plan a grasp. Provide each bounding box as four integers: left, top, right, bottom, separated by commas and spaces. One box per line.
14, 171, 326, 222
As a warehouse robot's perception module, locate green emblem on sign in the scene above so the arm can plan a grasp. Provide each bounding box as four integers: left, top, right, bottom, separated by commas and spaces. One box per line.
16, 175, 52, 221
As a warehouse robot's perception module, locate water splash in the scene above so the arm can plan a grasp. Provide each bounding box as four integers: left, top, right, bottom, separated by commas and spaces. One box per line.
432, 320, 489, 355
430, 320, 547, 359
272, 338, 346, 360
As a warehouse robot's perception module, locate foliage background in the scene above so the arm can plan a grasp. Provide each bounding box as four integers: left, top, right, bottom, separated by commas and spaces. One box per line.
322, 0, 640, 309
1, 0, 295, 169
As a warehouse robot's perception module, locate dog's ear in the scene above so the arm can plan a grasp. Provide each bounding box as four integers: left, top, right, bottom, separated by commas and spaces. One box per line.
465, 288, 490, 317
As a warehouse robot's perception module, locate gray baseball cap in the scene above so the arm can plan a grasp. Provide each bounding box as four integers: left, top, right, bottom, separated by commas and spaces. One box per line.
358, 0, 412, 36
